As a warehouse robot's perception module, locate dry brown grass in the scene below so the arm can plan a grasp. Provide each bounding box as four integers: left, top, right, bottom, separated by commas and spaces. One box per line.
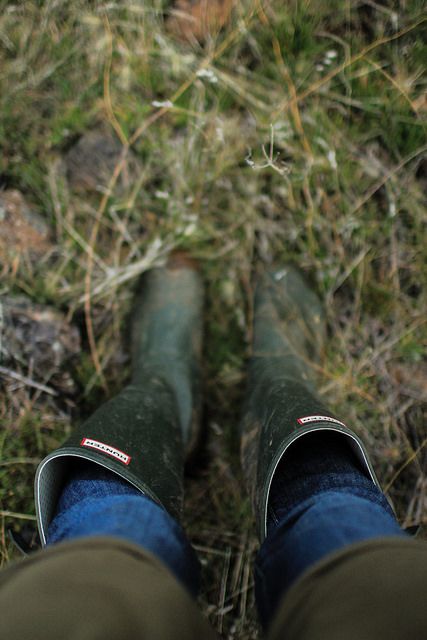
0, 1, 426, 637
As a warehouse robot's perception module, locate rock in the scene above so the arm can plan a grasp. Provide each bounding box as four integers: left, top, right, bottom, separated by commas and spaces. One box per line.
0, 190, 52, 264
1, 296, 81, 393
64, 131, 141, 194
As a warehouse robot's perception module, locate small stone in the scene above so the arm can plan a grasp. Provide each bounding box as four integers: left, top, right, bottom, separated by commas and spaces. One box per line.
0, 190, 52, 264
64, 131, 141, 194
1, 296, 81, 393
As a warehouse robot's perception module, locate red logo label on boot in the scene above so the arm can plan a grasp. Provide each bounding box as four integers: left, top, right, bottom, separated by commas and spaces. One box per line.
297, 415, 347, 428
80, 438, 131, 465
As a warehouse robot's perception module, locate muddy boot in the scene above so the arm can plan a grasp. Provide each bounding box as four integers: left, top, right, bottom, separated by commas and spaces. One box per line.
35, 255, 204, 545
240, 266, 381, 542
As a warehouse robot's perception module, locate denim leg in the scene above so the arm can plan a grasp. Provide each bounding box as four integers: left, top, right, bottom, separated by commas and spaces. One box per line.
255, 489, 408, 629
47, 460, 199, 596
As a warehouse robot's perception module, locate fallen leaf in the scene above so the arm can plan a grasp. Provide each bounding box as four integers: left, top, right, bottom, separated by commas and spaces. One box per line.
166, 0, 235, 43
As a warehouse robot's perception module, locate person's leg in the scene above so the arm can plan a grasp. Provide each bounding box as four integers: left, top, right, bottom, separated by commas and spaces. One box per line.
0, 537, 217, 640
1, 261, 213, 640
255, 431, 407, 627
239, 267, 407, 630
35, 257, 204, 596
47, 459, 200, 594
266, 537, 427, 640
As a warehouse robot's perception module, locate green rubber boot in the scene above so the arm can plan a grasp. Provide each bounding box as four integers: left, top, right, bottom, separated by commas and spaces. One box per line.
240, 266, 381, 542
35, 256, 203, 545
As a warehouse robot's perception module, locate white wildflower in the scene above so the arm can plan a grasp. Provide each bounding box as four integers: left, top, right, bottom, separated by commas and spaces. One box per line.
196, 68, 218, 83
327, 150, 337, 170
151, 100, 174, 108
155, 190, 170, 200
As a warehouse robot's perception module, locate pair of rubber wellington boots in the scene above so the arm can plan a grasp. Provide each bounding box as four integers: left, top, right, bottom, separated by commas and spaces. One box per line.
35, 257, 380, 546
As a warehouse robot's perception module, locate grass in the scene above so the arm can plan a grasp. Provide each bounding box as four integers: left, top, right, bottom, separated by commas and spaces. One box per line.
0, 1, 426, 637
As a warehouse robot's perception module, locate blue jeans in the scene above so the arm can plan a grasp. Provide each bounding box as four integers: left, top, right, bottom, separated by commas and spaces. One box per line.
255, 490, 407, 628
47, 462, 200, 596
48, 463, 407, 629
